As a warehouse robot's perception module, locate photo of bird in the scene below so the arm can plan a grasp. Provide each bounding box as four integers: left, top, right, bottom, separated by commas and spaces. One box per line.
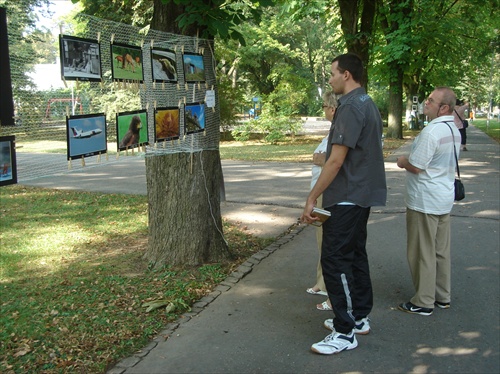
119, 115, 142, 149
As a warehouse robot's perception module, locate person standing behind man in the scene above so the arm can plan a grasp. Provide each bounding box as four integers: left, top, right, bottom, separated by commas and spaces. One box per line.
453, 99, 469, 151
306, 91, 340, 312
301, 53, 387, 355
397, 86, 461, 316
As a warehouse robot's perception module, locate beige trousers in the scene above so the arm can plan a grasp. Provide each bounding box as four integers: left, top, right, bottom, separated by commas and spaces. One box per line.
406, 208, 451, 308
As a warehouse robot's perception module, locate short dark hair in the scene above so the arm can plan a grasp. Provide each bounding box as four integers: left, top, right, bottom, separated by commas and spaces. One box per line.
332, 53, 364, 83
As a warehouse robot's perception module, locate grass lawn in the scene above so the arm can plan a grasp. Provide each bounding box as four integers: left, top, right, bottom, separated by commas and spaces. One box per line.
220, 133, 411, 161
470, 118, 500, 143
0, 188, 272, 373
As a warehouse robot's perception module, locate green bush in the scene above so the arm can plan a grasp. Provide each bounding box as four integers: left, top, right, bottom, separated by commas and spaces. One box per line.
369, 84, 389, 120
231, 108, 303, 144
218, 75, 246, 132
232, 122, 253, 141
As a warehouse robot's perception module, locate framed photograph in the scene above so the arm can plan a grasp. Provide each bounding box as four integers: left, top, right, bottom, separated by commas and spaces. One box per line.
59, 35, 102, 82
184, 102, 205, 134
116, 110, 149, 151
111, 42, 144, 82
0, 8, 14, 127
154, 107, 180, 142
0, 135, 17, 186
66, 113, 107, 160
151, 47, 177, 83
182, 53, 205, 83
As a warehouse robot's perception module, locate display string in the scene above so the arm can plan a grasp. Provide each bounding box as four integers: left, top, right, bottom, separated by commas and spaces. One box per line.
199, 150, 228, 246
190, 135, 194, 174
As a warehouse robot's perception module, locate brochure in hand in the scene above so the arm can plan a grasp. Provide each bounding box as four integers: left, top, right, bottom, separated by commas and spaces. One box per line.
310, 207, 331, 227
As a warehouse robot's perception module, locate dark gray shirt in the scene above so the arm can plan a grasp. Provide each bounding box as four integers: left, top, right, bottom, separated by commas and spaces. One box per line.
323, 87, 387, 208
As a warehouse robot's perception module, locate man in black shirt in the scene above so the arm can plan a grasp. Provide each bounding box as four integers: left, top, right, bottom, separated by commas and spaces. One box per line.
302, 53, 387, 355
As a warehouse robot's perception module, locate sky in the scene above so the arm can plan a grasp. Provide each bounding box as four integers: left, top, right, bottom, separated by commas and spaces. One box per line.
30, 1, 79, 89
36, 0, 78, 34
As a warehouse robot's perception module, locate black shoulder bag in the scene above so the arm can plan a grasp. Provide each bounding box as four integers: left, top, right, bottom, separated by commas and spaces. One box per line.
445, 122, 465, 201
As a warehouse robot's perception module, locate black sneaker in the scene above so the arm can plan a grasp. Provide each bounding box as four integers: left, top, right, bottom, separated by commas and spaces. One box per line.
434, 301, 450, 309
398, 301, 433, 316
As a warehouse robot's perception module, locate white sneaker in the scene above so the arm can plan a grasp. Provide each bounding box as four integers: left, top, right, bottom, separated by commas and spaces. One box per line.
311, 331, 358, 355
353, 317, 370, 335
324, 317, 370, 335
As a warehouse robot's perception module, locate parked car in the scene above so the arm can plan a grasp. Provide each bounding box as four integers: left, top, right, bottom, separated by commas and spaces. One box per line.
475, 110, 486, 118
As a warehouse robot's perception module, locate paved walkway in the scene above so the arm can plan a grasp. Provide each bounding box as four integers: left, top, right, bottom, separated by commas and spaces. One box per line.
18, 125, 500, 373
17, 155, 310, 238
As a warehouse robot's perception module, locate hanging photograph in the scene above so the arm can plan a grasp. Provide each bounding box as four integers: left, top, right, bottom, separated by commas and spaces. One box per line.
182, 53, 205, 83
66, 113, 107, 160
59, 35, 102, 82
0, 136, 17, 186
151, 47, 177, 83
154, 107, 180, 142
184, 102, 205, 134
116, 110, 149, 151
0, 8, 15, 127
110, 42, 144, 82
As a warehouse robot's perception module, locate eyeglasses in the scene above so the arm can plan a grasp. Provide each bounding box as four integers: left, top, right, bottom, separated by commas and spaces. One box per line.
322, 105, 331, 109
426, 96, 449, 107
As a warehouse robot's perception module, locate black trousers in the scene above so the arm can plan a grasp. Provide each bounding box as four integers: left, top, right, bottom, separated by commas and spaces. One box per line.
459, 127, 467, 145
321, 205, 373, 334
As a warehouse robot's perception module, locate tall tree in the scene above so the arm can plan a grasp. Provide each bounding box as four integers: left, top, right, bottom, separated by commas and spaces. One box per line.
145, 0, 274, 267
73, 0, 274, 266
151, 0, 273, 42
372, 0, 499, 137
377, 0, 412, 138
236, 1, 342, 115
73, 0, 153, 28
336, 0, 378, 86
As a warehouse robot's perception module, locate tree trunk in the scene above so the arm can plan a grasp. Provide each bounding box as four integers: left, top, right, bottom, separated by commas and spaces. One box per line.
386, 66, 404, 139
337, 0, 377, 86
146, 1, 228, 267
380, 0, 412, 139
151, 0, 207, 36
144, 150, 229, 267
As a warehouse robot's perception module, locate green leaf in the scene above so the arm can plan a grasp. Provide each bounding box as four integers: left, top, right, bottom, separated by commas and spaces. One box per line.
142, 299, 171, 312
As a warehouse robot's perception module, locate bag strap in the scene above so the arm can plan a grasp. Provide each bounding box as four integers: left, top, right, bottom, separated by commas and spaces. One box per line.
444, 122, 460, 178
454, 109, 464, 122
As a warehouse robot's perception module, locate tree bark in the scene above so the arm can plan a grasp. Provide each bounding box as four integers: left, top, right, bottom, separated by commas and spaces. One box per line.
151, 0, 208, 36
145, 1, 228, 267
144, 150, 229, 267
386, 65, 404, 139
337, 0, 377, 86
380, 0, 412, 139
